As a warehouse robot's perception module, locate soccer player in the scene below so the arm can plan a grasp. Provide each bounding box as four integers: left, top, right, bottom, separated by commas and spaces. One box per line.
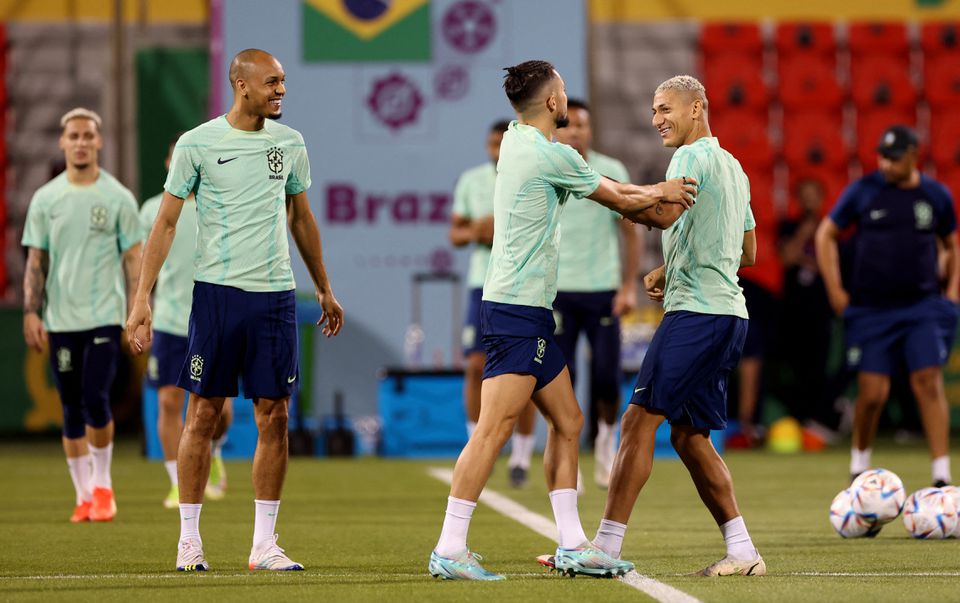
428, 60, 696, 581
551, 98, 639, 489
581, 75, 765, 577
126, 48, 344, 572
139, 139, 234, 509
22, 107, 142, 523
815, 125, 959, 487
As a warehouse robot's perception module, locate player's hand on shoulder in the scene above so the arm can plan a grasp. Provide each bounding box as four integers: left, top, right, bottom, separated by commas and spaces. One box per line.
125, 300, 153, 355
317, 290, 344, 337
23, 312, 47, 352
662, 177, 697, 209
643, 266, 666, 303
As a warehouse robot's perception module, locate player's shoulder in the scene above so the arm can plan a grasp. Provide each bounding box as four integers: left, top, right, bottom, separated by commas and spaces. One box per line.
460, 162, 494, 182
264, 119, 306, 146
177, 116, 229, 147
850, 171, 885, 197
32, 172, 70, 203
587, 150, 628, 178
920, 174, 954, 204
97, 169, 138, 204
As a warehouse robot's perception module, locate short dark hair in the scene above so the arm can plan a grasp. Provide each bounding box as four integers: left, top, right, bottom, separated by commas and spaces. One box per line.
502, 60, 557, 112
490, 119, 511, 134
567, 98, 589, 112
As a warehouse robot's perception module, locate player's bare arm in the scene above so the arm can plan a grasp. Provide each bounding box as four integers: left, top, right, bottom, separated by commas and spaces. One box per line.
613, 220, 640, 316
126, 191, 185, 353
941, 231, 960, 302
122, 243, 143, 316
814, 217, 849, 315
644, 264, 666, 303
22, 247, 49, 352
286, 190, 344, 337
587, 176, 697, 229
449, 214, 494, 247
740, 228, 757, 267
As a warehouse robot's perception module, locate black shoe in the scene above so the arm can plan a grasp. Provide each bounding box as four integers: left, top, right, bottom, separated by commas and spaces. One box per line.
509, 465, 528, 488
933, 480, 951, 489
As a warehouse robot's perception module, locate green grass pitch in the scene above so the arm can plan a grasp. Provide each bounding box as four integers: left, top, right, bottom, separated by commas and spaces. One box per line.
1, 439, 958, 602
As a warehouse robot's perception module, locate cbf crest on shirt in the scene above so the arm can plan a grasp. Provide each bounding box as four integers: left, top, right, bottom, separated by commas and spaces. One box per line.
164, 116, 311, 293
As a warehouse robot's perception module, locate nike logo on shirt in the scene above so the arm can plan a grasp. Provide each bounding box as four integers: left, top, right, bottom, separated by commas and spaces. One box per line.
217, 157, 238, 165
287, 376, 297, 384
93, 337, 111, 345
869, 209, 887, 220
634, 387, 646, 393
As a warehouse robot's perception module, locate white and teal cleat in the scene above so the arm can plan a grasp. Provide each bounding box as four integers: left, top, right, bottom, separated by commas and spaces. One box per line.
553, 543, 635, 578
176, 538, 209, 572
248, 534, 304, 571
428, 550, 505, 581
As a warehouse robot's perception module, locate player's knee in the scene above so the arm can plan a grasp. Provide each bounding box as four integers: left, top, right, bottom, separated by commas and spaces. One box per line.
255, 401, 289, 435
187, 403, 221, 437
84, 397, 112, 429
548, 406, 583, 440
158, 389, 184, 417
61, 402, 87, 439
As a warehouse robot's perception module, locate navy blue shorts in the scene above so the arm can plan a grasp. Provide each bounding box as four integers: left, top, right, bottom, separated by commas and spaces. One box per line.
147, 330, 188, 388
630, 311, 747, 431
462, 287, 484, 356
480, 300, 566, 391
48, 326, 121, 439
553, 290, 620, 401
178, 282, 299, 399
844, 295, 959, 375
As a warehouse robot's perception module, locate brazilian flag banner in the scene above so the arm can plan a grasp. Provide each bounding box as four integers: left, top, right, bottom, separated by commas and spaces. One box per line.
303, 0, 431, 62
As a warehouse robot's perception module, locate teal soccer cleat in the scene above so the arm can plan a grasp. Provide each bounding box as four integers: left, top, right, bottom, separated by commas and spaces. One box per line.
428, 550, 505, 581
552, 543, 635, 578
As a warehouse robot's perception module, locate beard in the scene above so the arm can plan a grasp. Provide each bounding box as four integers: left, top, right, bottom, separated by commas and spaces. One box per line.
269, 112, 283, 120
555, 113, 569, 128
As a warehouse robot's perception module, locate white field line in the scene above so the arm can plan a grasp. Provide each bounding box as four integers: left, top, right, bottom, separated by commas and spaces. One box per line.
427, 467, 702, 603
785, 572, 960, 577
0, 572, 545, 581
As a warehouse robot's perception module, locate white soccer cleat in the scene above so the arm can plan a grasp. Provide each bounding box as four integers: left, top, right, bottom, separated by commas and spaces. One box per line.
248, 534, 304, 571
694, 554, 765, 577
176, 538, 209, 572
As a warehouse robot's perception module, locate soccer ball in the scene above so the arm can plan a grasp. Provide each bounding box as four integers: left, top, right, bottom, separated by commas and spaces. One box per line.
902, 487, 959, 539
850, 469, 906, 526
830, 488, 876, 538
940, 485, 960, 538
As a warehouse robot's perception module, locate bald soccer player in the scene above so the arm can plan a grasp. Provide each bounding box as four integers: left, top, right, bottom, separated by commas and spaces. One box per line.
127, 49, 343, 572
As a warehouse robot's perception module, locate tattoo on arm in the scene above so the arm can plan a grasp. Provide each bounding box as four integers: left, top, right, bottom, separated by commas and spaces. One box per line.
23, 249, 48, 314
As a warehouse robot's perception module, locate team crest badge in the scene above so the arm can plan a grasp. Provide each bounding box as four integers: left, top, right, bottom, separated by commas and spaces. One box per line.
90, 206, 108, 230
266, 147, 284, 175
914, 200, 933, 230
189, 354, 204, 381
57, 347, 72, 372
534, 337, 546, 365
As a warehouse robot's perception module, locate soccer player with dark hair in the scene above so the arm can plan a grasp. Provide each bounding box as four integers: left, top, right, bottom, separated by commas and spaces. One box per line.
22, 107, 142, 523
429, 60, 697, 581
127, 48, 343, 572
816, 125, 959, 488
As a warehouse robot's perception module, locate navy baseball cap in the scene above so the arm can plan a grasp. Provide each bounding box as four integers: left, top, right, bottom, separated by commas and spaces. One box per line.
876, 125, 918, 160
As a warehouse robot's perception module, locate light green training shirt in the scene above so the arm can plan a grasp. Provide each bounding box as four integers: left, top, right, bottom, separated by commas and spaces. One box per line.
483, 121, 601, 309
662, 137, 755, 319
164, 115, 311, 292
556, 150, 630, 292
21, 170, 142, 332
451, 162, 496, 289
139, 193, 198, 337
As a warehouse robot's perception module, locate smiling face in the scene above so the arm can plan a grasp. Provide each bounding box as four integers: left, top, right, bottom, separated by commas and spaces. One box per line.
59, 118, 102, 169
651, 88, 700, 148
236, 54, 286, 119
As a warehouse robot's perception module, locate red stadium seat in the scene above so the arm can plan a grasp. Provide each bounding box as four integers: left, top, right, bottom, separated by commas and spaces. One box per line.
702, 55, 769, 110
848, 22, 909, 58
786, 167, 848, 219
923, 54, 960, 109
775, 22, 837, 62
937, 169, 960, 210
778, 55, 844, 110
921, 22, 960, 57
711, 109, 774, 170
782, 111, 849, 170
849, 56, 917, 110
739, 167, 784, 296
700, 22, 763, 56
855, 109, 917, 171
928, 111, 960, 173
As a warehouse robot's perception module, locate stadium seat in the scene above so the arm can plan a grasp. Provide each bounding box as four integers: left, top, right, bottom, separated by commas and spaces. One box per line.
928, 111, 960, 173
702, 55, 769, 110
711, 108, 774, 170
921, 22, 960, 57
778, 55, 844, 110
937, 169, 960, 211
739, 167, 784, 296
848, 22, 910, 58
782, 111, 849, 170
855, 109, 917, 170
775, 22, 837, 63
849, 56, 917, 110
923, 54, 960, 109
700, 22, 763, 56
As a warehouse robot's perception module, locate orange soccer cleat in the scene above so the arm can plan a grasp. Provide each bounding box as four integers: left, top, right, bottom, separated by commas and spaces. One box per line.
90, 487, 117, 521
70, 500, 92, 523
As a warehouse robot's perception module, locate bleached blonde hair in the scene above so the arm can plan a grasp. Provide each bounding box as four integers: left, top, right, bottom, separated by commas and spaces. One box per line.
655, 75, 709, 111
60, 107, 102, 132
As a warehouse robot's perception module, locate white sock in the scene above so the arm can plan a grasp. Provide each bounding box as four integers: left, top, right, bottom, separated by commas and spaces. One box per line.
89, 443, 113, 489
549, 488, 588, 548
932, 455, 952, 484
66, 454, 92, 504
436, 496, 476, 557
597, 421, 615, 447
212, 436, 227, 457
164, 460, 178, 487
466, 421, 477, 438
253, 499, 281, 550
179, 503, 202, 544
850, 447, 872, 477
509, 433, 535, 470
594, 518, 627, 558
720, 516, 758, 560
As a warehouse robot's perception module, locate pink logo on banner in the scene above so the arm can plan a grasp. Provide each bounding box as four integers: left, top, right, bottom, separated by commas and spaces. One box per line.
434, 65, 469, 100
367, 73, 424, 131
430, 248, 455, 273
442, 1, 496, 54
